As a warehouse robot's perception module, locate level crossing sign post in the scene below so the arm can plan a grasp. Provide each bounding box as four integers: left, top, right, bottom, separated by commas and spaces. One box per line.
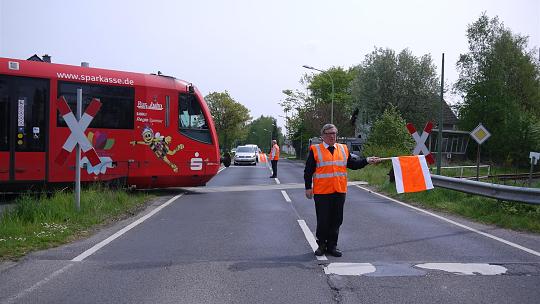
406, 121, 435, 165
56, 89, 102, 211
470, 123, 491, 181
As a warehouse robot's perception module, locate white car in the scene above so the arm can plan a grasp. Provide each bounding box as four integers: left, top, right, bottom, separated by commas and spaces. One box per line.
244, 144, 260, 162
234, 146, 257, 165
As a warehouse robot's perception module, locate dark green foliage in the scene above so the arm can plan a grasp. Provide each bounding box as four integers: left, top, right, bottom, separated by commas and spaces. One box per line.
363, 105, 415, 158
306, 67, 357, 136
455, 13, 540, 165
280, 68, 357, 157
351, 48, 440, 128
205, 91, 252, 150
245, 116, 282, 152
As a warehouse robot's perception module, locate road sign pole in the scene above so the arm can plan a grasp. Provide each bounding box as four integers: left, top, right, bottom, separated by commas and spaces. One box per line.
529, 160, 534, 187
476, 144, 480, 181
470, 123, 491, 182
75, 88, 82, 211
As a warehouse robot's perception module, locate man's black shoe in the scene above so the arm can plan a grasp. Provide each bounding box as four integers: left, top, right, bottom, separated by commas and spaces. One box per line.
269, 176, 276, 178
314, 246, 325, 256
327, 247, 342, 257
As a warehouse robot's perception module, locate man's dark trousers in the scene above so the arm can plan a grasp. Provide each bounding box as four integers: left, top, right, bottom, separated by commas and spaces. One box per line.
271, 160, 278, 177
313, 192, 346, 249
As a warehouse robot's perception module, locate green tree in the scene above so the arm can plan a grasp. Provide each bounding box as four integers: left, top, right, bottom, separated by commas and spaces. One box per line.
455, 13, 540, 164
280, 88, 318, 158
205, 91, 251, 150
363, 105, 415, 158
246, 116, 282, 151
280, 68, 356, 158
351, 48, 440, 130
305, 67, 356, 136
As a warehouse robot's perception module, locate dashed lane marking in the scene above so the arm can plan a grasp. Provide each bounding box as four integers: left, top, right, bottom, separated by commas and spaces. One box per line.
281, 190, 291, 202
298, 219, 328, 261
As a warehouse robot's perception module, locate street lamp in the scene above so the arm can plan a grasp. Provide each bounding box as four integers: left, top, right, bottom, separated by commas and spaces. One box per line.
302, 65, 335, 124
263, 128, 272, 151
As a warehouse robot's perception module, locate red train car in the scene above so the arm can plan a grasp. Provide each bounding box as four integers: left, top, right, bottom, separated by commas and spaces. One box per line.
0, 56, 220, 190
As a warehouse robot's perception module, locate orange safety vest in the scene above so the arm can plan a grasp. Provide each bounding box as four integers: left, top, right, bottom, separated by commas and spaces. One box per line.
311, 143, 349, 194
271, 144, 280, 160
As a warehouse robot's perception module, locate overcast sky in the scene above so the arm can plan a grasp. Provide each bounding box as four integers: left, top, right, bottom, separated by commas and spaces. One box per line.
1, 0, 538, 130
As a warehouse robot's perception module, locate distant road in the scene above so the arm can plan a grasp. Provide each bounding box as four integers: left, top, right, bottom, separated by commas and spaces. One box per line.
1, 159, 539, 303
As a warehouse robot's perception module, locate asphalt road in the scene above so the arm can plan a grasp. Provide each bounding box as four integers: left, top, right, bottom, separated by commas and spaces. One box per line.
1, 158, 539, 303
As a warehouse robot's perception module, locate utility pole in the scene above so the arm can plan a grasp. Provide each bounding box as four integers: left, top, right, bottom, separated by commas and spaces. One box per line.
437, 53, 444, 175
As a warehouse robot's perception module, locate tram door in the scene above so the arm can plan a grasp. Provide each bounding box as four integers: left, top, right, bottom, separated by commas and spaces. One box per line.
0, 76, 48, 183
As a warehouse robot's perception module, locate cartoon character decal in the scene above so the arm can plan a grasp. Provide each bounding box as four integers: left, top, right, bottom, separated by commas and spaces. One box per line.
130, 127, 184, 172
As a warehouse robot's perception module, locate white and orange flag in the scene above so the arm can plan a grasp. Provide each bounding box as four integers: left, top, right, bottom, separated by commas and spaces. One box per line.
391, 155, 434, 194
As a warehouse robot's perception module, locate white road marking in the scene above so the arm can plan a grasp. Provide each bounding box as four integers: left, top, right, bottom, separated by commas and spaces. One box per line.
72, 194, 183, 261
416, 263, 507, 275
281, 190, 291, 202
324, 263, 376, 276
228, 166, 267, 169
217, 166, 226, 174
179, 181, 366, 193
298, 220, 327, 261
356, 185, 540, 257
275, 178, 281, 184
5, 263, 74, 304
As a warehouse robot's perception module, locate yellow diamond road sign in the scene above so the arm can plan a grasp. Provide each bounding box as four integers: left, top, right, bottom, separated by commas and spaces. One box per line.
471, 123, 491, 145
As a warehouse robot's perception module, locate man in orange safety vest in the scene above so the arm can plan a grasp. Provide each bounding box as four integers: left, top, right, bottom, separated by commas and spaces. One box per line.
269, 139, 280, 178
304, 123, 381, 257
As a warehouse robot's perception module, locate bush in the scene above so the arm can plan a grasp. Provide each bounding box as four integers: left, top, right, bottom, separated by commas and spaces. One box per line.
363, 105, 414, 157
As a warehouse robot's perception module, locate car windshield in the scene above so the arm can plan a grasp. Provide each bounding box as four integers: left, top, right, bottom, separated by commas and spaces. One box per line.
236, 146, 253, 153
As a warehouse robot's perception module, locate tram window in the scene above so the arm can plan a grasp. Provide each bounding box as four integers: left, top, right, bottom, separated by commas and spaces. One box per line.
178, 93, 211, 144
57, 82, 134, 129
0, 76, 48, 152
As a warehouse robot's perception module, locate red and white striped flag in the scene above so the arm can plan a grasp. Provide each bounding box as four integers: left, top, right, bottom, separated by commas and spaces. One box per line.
391, 155, 434, 194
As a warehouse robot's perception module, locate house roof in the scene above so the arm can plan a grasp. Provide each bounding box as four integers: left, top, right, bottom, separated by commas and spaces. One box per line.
27, 54, 43, 62
441, 100, 459, 126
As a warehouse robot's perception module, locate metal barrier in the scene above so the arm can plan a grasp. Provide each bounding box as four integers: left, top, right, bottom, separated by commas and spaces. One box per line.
432, 165, 491, 178
431, 174, 540, 205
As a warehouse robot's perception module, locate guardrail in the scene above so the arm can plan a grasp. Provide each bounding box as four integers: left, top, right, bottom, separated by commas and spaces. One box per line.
431, 165, 491, 178
431, 174, 540, 205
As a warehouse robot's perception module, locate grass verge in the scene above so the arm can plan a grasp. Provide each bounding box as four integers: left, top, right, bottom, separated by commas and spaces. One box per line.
0, 186, 152, 261
348, 165, 540, 234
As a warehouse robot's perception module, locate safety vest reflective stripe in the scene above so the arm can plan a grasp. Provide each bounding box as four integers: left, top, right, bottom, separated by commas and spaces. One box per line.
313, 144, 347, 167
313, 144, 324, 163
316, 160, 347, 167
337, 144, 346, 159
313, 172, 348, 178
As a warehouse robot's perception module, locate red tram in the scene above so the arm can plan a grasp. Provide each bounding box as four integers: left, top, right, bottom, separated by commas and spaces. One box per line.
0, 56, 220, 190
